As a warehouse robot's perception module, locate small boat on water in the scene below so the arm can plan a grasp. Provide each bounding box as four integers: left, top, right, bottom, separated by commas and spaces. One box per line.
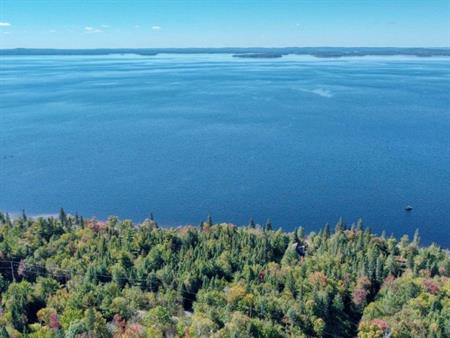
405, 205, 413, 211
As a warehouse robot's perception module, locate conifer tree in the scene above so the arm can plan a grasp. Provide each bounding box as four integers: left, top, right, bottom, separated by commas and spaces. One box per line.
294, 227, 300, 244
323, 223, 330, 239
59, 207, 67, 225
86, 307, 96, 333
335, 217, 344, 233
298, 226, 305, 240
375, 256, 384, 283
413, 229, 420, 247
265, 218, 272, 231
0, 327, 8, 338
207, 213, 213, 227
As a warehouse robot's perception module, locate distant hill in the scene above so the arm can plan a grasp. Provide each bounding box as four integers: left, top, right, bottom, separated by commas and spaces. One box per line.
1, 47, 450, 58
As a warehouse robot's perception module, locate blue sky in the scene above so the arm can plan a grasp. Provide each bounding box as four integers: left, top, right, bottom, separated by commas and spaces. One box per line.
0, 0, 449, 48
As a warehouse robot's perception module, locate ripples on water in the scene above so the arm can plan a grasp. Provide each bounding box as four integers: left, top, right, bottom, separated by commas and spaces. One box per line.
1, 54, 449, 245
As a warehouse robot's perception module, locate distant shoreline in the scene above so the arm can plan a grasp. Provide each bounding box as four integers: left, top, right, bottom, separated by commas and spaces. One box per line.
1, 47, 450, 58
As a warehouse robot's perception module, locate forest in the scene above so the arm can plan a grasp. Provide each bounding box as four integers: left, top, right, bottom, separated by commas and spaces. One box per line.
0, 210, 448, 337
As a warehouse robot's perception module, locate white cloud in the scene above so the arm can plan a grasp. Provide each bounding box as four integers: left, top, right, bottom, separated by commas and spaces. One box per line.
100, 24, 110, 28
152, 25, 161, 31
0, 22, 11, 27
84, 26, 103, 33
49, 29, 57, 33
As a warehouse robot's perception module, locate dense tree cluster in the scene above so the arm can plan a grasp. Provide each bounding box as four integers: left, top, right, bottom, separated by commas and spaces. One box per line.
0, 211, 448, 337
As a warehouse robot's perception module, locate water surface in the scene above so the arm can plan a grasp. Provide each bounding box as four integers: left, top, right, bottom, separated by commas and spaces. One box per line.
1, 54, 449, 245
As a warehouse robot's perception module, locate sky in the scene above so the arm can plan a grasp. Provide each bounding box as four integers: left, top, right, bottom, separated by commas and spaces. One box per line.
0, 0, 449, 48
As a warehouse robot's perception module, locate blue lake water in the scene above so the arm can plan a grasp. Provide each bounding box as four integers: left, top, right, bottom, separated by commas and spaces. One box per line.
1, 54, 449, 246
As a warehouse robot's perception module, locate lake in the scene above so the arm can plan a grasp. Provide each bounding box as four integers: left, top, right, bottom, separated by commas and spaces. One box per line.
1, 54, 449, 246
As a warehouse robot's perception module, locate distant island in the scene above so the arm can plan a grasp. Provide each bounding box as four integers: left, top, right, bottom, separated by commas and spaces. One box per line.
1, 47, 450, 58
232, 53, 284, 59
0, 210, 448, 337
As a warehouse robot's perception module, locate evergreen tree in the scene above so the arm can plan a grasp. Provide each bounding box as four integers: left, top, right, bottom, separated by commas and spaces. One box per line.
59, 207, 67, 225
356, 218, 363, 232
207, 213, 213, 227
294, 227, 300, 244
0, 326, 9, 338
265, 218, 272, 231
413, 229, 421, 247
375, 256, 384, 283
85, 307, 96, 335
323, 223, 330, 239
335, 217, 344, 233
298, 226, 305, 240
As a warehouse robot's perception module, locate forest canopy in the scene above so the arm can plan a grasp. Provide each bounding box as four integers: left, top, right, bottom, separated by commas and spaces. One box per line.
0, 211, 449, 337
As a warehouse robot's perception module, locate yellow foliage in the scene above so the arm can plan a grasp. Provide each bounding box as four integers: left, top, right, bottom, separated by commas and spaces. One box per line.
358, 321, 385, 338
189, 313, 218, 338
36, 307, 57, 326
226, 284, 247, 305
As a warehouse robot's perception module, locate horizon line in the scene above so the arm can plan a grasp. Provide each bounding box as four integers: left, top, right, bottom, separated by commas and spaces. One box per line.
2, 46, 449, 50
